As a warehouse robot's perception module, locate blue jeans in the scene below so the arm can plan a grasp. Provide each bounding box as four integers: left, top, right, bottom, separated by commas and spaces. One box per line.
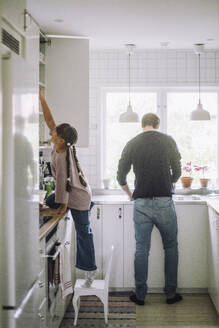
134, 197, 178, 300
46, 193, 97, 271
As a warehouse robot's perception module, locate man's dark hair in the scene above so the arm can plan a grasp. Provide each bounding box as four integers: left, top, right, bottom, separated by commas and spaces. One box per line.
141, 113, 160, 128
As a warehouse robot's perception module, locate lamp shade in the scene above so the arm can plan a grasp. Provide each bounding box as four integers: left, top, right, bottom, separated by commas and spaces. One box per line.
119, 43, 139, 123
190, 44, 211, 121
190, 102, 211, 120
119, 104, 139, 123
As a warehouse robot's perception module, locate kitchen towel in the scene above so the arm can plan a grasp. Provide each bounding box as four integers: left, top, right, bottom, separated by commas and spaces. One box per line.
54, 253, 60, 285
60, 242, 73, 299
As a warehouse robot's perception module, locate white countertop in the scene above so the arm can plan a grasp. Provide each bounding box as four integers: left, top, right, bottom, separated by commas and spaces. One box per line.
91, 194, 208, 205
206, 196, 219, 215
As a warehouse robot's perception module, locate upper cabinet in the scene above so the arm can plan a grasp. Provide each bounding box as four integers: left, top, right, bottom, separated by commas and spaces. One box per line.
46, 38, 89, 147
2, 0, 26, 32
39, 33, 48, 145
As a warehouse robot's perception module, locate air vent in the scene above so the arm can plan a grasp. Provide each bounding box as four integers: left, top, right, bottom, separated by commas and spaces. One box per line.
1, 28, 20, 55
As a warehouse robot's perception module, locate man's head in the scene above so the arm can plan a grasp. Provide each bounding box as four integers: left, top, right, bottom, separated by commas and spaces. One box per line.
141, 113, 160, 130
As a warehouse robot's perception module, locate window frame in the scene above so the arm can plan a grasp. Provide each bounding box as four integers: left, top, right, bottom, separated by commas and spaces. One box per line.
99, 86, 219, 189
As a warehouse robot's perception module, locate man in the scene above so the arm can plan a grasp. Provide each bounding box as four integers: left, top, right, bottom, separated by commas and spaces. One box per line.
117, 113, 182, 306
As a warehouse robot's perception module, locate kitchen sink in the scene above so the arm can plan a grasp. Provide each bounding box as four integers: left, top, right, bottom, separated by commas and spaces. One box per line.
173, 195, 202, 201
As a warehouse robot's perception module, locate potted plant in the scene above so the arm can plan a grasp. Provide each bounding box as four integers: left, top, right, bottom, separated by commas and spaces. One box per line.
194, 165, 209, 188
181, 162, 193, 188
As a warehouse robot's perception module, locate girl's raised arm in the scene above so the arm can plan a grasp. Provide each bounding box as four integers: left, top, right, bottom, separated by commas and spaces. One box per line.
39, 87, 56, 130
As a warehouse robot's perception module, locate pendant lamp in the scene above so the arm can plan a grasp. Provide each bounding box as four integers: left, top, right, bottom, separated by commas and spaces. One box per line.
119, 44, 139, 123
190, 44, 210, 120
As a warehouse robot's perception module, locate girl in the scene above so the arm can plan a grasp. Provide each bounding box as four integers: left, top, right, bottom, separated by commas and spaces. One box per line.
39, 88, 97, 287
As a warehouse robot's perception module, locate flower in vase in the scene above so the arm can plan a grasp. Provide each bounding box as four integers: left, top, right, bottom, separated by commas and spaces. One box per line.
183, 162, 192, 177
194, 165, 209, 178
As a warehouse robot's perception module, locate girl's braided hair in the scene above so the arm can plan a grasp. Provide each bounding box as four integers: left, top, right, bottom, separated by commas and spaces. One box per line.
56, 123, 87, 191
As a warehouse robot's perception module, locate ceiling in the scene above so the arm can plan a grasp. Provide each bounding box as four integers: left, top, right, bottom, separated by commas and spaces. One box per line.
27, 0, 219, 50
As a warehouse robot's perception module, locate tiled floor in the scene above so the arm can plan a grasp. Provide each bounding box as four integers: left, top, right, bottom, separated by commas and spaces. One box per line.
137, 294, 219, 328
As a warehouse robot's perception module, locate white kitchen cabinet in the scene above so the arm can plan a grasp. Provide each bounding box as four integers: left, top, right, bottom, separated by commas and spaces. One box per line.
208, 206, 219, 314
46, 38, 89, 147
102, 204, 124, 288
176, 204, 208, 289
39, 215, 74, 328
39, 33, 48, 144
57, 215, 72, 243
77, 201, 209, 290
90, 205, 103, 278
38, 297, 47, 328
2, 0, 26, 33
123, 204, 135, 287
75, 205, 102, 279
120, 202, 208, 290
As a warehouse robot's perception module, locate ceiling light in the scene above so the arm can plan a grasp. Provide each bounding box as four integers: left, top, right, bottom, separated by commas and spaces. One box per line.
54, 19, 64, 23
160, 42, 169, 47
119, 44, 139, 123
190, 44, 210, 121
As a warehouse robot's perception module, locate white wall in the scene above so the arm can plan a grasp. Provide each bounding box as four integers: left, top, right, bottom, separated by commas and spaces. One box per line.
43, 49, 219, 188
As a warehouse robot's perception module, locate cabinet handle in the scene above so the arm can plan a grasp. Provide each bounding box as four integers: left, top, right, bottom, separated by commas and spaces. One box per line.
97, 207, 100, 220
64, 241, 70, 246
38, 281, 44, 288
38, 313, 45, 321
215, 218, 219, 230
118, 207, 122, 219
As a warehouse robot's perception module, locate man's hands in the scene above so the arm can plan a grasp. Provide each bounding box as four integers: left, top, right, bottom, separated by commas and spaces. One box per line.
121, 184, 134, 201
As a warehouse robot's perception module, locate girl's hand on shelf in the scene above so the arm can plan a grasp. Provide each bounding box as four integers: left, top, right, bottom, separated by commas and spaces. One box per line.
56, 204, 68, 215
39, 86, 43, 99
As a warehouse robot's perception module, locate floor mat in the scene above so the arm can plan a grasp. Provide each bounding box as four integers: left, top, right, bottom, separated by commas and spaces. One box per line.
59, 291, 136, 328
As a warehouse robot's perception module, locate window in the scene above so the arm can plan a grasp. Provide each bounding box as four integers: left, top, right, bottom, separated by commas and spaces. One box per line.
167, 92, 218, 187
104, 91, 157, 188
102, 88, 218, 189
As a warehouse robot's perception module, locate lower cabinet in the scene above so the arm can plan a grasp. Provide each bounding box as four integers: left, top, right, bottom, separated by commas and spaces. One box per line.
89, 203, 208, 290
123, 205, 135, 288
208, 207, 219, 314
90, 205, 103, 279
38, 297, 47, 327
102, 205, 124, 288
39, 214, 74, 328
177, 204, 208, 289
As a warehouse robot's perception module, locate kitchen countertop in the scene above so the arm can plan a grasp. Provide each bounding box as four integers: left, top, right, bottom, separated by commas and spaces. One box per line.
206, 197, 219, 215
39, 207, 67, 241
91, 194, 207, 205
39, 195, 219, 240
